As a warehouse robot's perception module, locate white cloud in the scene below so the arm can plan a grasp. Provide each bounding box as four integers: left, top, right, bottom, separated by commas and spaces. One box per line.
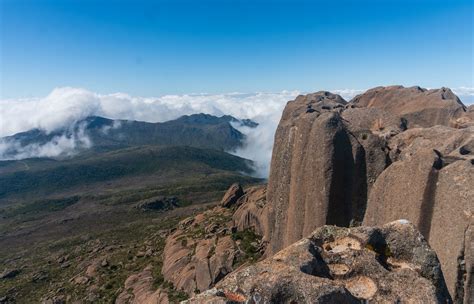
331, 89, 365, 101
1, 86, 471, 175
452, 87, 474, 105
0, 88, 302, 175
0, 122, 91, 160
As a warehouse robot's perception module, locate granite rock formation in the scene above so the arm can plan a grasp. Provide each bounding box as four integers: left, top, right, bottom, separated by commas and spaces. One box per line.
264, 85, 473, 302
160, 185, 267, 297
220, 183, 244, 208
185, 221, 452, 303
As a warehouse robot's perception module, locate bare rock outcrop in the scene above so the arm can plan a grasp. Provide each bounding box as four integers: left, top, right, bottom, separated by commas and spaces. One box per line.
363, 126, 474, 299
220, 183, 244, 208
161, 185, 267, 296
232, 185, 268, 239
264, 85, 473, 301
161, 207, 237, 295
266, 92, 374, 254
116, 265, 169, 304
350, 85, 466, 128
185, 221, 451, 303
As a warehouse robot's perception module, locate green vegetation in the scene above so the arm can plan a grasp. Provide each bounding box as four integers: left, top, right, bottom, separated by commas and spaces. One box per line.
161, 281, 189, 303
232, 229, 262, 266
1, 196, 80, 218
0, 117, 264, 303
0, 145, 257, 199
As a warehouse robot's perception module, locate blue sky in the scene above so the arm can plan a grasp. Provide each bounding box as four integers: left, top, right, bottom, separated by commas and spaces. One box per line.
1, 0, 472, 98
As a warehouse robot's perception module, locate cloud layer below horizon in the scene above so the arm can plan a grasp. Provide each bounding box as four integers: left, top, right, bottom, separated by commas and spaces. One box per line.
1, 86, 473, 176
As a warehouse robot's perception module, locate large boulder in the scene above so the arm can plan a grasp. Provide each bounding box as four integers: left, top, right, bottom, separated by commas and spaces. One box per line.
232, 185, 268, 239
264, 86, 473, 301
220, 183, 244, 208
350, 85, 466, 128
266, 92, 377, 254
363, 126, 474, 299
185, 221, 451, 303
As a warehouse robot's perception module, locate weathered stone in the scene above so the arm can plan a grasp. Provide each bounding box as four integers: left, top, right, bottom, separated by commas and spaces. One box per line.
185, 221, 451, 303
116, 265, 169, 304
263, 86, 472, 301
220, 183, 244, 208
266, 92, 385, 254
232, 185, 268, 239
350, 85, 466, 128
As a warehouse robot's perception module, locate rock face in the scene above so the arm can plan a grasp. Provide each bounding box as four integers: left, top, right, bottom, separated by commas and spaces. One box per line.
185, 221, 451, 303
350, 85, 466, 128
220, 183, 244, 208
161, 185, 267, 296
266, 91, 394, 253
232, 185, 269, 240
264, 85, 473, 301
362, 127, 473, 301
116, 265, 169, 304
161, 207, 237, 295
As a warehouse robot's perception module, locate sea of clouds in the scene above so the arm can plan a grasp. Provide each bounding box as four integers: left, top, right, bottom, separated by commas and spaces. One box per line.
1, 86, 473, 177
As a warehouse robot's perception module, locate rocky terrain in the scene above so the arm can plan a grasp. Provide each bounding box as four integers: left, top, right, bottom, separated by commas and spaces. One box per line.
0, 123, 261, 303
187, 220, 451, 303
186, 85, 472, 303
263, 85, 472, 302
1, 85, 472, 303
112, 184, 267, 303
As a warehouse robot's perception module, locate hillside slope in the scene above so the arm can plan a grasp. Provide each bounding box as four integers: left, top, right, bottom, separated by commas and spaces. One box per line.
0, 114, 256, 160
0, 145, 256, 200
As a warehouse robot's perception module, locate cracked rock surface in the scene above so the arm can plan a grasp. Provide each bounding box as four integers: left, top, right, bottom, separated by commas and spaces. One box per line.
185, 221, 451, 303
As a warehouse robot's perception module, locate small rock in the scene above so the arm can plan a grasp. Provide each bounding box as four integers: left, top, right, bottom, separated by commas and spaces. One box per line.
73, 276, 89, 285
0, 269, 20, 279
31, 271, 49, 282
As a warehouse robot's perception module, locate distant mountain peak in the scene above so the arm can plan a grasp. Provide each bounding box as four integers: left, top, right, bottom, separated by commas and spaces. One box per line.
0, 113, 258, 161
173, 113, 258, 128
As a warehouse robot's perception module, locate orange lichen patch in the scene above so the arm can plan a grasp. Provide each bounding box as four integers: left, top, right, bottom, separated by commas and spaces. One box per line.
386, 257, 420, 272
328, 263, 351, 276
224, 291, 247, 302
323, 237, 362, 253
345, 276, 377, 300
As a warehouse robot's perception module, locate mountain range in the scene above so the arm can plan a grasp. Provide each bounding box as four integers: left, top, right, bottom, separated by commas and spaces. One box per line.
0, 113, 258, 160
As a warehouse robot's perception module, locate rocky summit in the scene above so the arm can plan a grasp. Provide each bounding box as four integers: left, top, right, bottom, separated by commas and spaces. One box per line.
263, 85, 472, 302
2, 85, 471, 304
116, 85, 472, 304
92, 86, 473, 303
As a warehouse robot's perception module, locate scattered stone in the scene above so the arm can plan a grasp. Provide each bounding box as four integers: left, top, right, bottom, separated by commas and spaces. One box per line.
31, 271, 49, 282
